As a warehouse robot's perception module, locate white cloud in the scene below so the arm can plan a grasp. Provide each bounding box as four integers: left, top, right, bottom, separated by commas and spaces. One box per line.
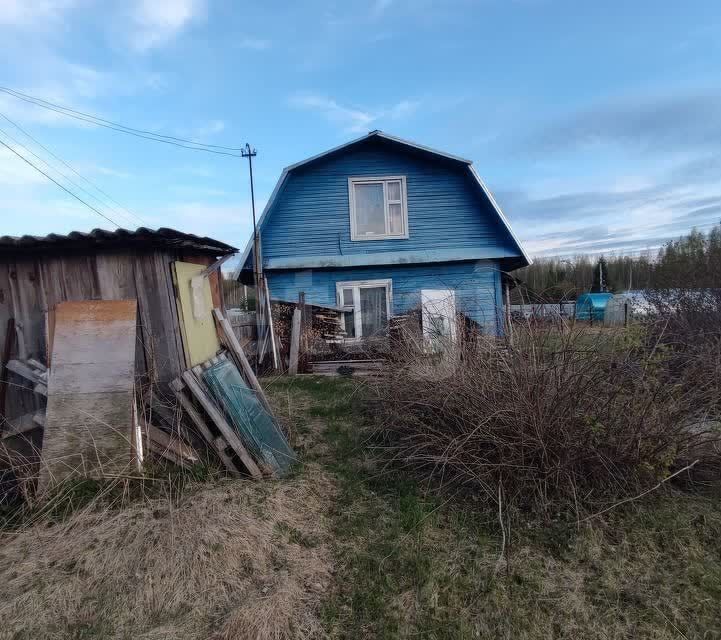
0, 0, 78, 28
239, 37, 271, 51
0, 57, 169, 130
129, 0, 205, 52
0, 189, 117, 237
289, 93, 420, 133
80, 163, 133, 179
193, 119, 225, 138
370, 0, 393, 17
0, 144, 50, 186
142, 201, 254, 247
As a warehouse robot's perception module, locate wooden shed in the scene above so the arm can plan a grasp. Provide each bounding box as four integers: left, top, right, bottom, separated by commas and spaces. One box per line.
0, 227, 237, 431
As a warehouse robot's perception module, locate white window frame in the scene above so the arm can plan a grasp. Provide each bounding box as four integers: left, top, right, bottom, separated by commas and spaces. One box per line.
336, 279, 393, 340
348, 176, 409, 241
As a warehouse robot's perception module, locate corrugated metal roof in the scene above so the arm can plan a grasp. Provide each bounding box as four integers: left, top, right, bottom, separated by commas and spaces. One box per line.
0, 227, 237, 255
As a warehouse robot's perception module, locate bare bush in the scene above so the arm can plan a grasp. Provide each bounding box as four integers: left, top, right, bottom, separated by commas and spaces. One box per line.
366, 320, 721, 518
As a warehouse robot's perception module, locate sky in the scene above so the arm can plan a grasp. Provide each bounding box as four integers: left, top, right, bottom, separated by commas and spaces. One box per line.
1, 0, 721, 267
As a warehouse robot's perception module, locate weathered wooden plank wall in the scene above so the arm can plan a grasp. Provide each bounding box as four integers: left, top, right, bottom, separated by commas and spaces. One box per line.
0, 250, 223, 426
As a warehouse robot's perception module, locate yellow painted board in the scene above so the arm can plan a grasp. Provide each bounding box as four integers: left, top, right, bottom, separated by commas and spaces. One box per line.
172, 261, 221, 367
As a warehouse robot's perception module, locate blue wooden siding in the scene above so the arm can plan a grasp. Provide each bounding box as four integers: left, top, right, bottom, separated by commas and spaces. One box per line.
267, 259, 503, 334
255, 139, 521, 269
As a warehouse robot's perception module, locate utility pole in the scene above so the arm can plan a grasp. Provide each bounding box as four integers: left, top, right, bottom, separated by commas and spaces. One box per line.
241, 144, 278, 370
241, 143, 265, 370
241, 144, 260, 286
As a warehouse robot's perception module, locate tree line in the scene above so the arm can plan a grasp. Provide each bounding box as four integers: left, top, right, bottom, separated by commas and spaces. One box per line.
513, 223, 721, 302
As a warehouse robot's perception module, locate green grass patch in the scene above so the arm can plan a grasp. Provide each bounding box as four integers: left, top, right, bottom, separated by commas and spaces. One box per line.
275, 375, 721, 640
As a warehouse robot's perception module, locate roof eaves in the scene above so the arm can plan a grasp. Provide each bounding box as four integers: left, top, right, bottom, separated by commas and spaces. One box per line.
235, 169, 290, 277
284, 130, 471, 173
0, 227, 237, 255
467, 165, 532, 269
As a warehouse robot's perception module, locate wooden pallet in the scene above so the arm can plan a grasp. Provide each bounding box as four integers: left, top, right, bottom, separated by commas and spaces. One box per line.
171, 365, 262, 479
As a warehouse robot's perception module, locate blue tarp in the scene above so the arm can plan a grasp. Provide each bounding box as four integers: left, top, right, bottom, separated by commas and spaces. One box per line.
202, 359, 296, 475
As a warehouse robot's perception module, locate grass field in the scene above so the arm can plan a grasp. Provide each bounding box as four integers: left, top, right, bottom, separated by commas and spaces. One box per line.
267, 375, 721, 640
0, 375, 719, 639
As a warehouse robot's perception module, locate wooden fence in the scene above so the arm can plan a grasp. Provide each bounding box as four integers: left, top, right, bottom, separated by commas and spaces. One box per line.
227, 309, 257, 346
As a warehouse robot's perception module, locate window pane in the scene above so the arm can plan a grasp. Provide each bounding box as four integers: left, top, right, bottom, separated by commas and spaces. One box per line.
343, 311, 355, 337
341, 287, 354, 306
387, 180, 401, 202
353, 183, 385, 235
359, 286, 388, 337
388, 203, 403, 235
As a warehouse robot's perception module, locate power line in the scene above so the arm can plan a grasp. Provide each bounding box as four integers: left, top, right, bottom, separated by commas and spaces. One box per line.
0, 86, 242, 150
0, 124, 137, 228
0, 137, 121, 228
0, 112, 146, 227
0, 86, 244, 157
0, 86, 242, 152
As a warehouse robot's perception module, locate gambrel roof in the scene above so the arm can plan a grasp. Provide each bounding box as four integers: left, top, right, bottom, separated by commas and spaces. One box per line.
238, 130, 531, 275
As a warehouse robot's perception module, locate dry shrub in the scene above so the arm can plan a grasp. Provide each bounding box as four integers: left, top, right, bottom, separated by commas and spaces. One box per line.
367, 320, 721, 517
0, 464, 335, 640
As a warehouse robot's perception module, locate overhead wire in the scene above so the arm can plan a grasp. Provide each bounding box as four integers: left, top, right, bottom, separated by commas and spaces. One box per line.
0, 137, 121, 228
0, 86, 244, 156
0, 122, 140, 228
0, 111, 147, 227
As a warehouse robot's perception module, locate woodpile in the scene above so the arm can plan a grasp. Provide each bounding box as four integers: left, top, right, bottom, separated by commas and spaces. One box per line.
314, 309, 346, 344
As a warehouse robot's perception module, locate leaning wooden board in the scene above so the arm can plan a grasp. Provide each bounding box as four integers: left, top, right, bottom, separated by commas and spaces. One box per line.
40, 300, 139, 486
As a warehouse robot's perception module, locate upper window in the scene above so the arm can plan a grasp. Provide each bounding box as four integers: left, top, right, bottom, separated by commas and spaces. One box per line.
348, 176, 408, 241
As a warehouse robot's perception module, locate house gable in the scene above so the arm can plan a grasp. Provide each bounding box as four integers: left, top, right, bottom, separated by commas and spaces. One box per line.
239, 132, 529, 278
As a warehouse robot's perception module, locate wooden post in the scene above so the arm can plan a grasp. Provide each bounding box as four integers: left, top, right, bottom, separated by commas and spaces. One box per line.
0, 318, 16, 418
298, 292, 309, 354
288, 308, 302, 375
264, 279, 279, 370
504, 283, 513, 347
213, 308, 273, 414
624, 301, 629, 328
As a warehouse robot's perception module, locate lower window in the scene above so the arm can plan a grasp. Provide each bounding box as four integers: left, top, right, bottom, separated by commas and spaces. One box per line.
336, 279, 392, 339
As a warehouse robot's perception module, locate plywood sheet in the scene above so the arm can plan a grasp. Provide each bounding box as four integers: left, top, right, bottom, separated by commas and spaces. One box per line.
172, 261, 220, 367
41, 300, 138, 485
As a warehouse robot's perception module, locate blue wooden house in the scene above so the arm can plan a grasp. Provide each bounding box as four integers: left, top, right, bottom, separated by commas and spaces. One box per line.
238, 131, 530, 339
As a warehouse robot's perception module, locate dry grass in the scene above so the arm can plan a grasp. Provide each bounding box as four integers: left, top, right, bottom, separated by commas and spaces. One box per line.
0, 462, 336, 640
2, 372, 720, 640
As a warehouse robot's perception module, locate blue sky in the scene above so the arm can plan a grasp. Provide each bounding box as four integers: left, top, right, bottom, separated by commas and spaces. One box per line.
1, 0, 720, 265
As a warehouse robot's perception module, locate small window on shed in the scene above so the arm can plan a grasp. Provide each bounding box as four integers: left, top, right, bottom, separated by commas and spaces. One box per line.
349, 176, 408, 240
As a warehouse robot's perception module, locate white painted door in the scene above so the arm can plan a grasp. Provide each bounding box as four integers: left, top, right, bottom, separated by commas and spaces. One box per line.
421, 289, 456, 351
